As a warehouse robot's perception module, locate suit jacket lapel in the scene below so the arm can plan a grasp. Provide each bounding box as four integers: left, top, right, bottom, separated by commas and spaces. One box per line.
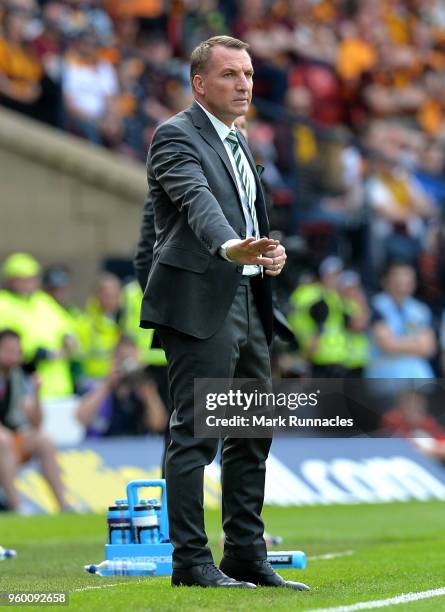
188, 102, 240, 199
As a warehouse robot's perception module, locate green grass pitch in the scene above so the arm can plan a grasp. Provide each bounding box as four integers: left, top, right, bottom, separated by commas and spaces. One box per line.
0, 501, 444, 611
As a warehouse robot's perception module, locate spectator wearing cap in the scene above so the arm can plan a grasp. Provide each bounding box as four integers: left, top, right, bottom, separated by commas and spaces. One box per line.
0, 253, 76, 400
42, 264, 81, 321
337, 270, 370, 378
288, 257, 349, 377
366, 262, 436, 386
42, 265, 83, 393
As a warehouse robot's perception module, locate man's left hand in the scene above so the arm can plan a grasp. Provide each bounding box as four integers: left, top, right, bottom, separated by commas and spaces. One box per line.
264, 244, 286, 276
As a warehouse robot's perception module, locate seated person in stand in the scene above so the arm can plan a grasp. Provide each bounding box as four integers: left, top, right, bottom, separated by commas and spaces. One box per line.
0, 329, 69, 512
380, 389, 445, 462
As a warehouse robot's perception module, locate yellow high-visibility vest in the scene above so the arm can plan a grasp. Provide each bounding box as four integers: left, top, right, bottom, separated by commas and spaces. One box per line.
121, 280, 167, 366
288, 284, 347, 365
0, 289, 74, 399
77, 298, 121, 380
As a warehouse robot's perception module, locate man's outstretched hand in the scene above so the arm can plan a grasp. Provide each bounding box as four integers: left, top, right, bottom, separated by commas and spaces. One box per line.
225, 238, 287, 275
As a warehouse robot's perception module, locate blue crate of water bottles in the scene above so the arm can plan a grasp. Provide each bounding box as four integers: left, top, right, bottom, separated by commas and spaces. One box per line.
105, 479, 173, 576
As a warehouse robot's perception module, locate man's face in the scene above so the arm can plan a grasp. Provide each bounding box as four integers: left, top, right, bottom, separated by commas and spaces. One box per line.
97, 279, 121, 313
8, 275, 40, 296
0, 337, 22, 371
322, 270, 341, 290
48, 285, 70, 305
385, 265, 416, 299
193, 46, 253, 126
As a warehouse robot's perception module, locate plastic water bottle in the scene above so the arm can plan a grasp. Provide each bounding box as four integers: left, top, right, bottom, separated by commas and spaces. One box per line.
132, 500, 152, 544
147, 499, 161, 543
0, 546, 17, 560
84, 560, 156, 576
267, 550, 307, 569
139, 499, 159, 544
107, 499, 132, 544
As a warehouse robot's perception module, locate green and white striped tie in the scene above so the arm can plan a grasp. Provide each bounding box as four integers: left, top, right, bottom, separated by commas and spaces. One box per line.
226, 129, 260, 239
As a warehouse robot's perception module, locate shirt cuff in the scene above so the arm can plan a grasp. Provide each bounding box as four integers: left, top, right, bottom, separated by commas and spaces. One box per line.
219, 239, 242, 261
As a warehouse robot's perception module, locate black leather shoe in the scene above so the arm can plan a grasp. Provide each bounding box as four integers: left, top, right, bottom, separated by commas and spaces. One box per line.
220, 557, 310, 591
171, 563, 256, 588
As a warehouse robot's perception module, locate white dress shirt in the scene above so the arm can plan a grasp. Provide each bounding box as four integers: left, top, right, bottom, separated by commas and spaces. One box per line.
195, 100, 260, 276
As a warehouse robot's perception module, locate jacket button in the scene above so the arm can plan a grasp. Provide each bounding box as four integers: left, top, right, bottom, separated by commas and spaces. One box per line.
236, 266, 243, 273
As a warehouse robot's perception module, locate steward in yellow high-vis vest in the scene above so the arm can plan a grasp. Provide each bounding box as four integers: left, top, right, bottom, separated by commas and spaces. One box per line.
0, 253, 75, 399
42, 264, 84, 392
288, 280, 323, 352
77, 273, 123, 381
288, 257, 349, 377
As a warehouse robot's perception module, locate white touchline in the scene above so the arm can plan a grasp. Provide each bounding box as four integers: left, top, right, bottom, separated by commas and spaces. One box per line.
306, 587, 445, 612
72, 584, 120, 592
308, 551, 354, 561
72, 580, 146, 593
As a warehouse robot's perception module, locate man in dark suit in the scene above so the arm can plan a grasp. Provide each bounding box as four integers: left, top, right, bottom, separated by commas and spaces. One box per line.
137, 35, 309, 591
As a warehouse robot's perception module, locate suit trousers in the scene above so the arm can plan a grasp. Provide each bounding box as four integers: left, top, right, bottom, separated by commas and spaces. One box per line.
156, 278, 272, 568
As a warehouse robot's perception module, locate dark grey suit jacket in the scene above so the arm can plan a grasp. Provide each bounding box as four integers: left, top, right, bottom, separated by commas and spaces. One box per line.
137, 102, 276, 343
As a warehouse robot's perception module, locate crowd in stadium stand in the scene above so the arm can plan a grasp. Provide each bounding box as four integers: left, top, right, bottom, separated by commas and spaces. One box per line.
2, 0, 445, 479
2, 1, 445, 279
0, 328, 71, 512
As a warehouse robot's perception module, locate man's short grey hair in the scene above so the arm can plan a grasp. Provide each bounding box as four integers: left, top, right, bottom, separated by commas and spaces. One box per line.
190, 35, 250, 86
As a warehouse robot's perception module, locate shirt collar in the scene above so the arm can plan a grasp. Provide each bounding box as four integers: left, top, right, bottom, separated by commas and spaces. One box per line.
195, 100, 234, 142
